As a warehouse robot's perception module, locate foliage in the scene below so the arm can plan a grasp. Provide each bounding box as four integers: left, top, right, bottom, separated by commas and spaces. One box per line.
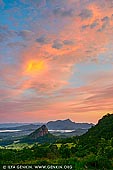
0, 113, 113, 169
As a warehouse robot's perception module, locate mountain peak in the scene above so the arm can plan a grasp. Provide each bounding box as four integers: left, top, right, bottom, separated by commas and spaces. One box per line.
80, 113, 113, 143
64, 119, 72, 122
28, 125, 49, 139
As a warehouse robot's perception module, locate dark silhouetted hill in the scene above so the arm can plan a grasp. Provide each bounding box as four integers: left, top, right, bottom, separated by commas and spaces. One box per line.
79, 113, 113, 146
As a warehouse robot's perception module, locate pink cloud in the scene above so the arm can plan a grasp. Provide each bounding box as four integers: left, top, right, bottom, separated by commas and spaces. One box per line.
1, 0, 113, 123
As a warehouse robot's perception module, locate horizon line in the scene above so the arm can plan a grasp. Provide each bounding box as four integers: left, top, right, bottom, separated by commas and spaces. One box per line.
0, 118, 95, 124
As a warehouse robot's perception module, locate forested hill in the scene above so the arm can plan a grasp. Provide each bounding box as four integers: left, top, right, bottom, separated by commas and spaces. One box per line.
79, 113, 113, 146
0, 114, 113, 169
21, 125, 57, 144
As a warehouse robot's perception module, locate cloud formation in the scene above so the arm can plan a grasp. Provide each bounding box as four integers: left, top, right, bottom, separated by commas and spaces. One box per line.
0, 0, 113, 123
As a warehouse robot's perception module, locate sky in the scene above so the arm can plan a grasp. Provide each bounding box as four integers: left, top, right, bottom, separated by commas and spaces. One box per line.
0, 0, 113, 123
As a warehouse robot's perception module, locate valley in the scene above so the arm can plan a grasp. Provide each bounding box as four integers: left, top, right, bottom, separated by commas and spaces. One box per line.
0, 114, 113, 169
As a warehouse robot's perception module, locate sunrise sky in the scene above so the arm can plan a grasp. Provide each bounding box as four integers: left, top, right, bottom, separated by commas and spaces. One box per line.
0, 0, 113, 123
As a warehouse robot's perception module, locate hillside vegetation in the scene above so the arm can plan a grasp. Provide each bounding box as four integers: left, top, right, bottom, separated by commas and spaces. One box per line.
0, 113, 113, 170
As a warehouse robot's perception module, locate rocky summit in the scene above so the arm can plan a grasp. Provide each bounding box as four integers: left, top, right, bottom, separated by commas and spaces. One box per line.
28, 125, 49, 139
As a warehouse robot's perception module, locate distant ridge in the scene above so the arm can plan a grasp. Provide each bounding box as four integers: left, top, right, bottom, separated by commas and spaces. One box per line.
0, 119, 94, 131
47, 119, 94, 130
0, 124, 39, 131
